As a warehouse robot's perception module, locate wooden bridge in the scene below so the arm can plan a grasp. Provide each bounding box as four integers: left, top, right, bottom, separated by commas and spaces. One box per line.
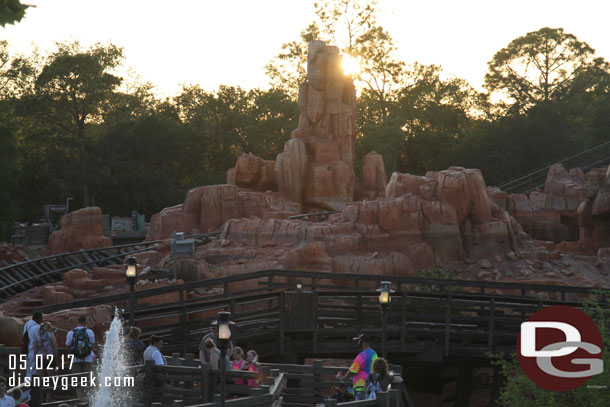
2, 346, 407, 407
32, 269, 609, 406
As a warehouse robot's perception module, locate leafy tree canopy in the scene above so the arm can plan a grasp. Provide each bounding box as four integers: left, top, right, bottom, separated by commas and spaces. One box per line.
0, 0, 31, 27
485, 27, 610, 114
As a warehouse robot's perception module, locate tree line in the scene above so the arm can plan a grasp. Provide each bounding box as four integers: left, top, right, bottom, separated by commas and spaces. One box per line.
2, 0, 610, 241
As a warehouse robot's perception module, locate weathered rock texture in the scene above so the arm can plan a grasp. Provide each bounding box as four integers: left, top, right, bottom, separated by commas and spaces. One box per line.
218, 166, 524, 277
503, 164, 584, 243
0, 243, 26, 263
355, 152, 387, 200
146, 185, 299, 240
48, 207, 111, 254
227, 153, 277, 192
275, 41, 357, 211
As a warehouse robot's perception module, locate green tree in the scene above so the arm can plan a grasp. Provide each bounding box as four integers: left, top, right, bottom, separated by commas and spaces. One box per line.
266, 0, 405, 110
264, 23, 321, 99
31, 41, 123, 207
173, 85, 297, 183
0, 99, 19, 241
485, 27, 610, 114
0, 0, 31, 27
357, 63, 483, 175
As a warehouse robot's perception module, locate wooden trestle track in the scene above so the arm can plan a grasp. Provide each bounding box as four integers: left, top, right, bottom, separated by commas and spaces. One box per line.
0, 231, 221, 301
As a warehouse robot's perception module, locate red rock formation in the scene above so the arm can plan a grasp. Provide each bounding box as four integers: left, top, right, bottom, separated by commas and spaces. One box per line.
0, 311, 23, 346
219, 167, 523, 276
275, 41, 357, 211
503, 164, 585, 243
355, 152, 387, 200
147, 185, 299, 240
227, 153, 277, 192
0, 243, 26, 263
48, 207, 111, 254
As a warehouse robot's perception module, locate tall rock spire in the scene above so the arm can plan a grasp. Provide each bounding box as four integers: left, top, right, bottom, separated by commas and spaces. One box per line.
275, 41, 357, 211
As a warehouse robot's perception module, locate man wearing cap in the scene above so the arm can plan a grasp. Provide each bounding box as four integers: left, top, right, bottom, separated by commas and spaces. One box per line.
198, 321, 233, 364
340, 334, 378, 400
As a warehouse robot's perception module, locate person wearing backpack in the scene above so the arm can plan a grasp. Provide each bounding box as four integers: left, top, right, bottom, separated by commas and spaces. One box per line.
34, 322, 58, 376
364, 358, 403, 400
65, 315, 95, 373
22, 312, 42, 379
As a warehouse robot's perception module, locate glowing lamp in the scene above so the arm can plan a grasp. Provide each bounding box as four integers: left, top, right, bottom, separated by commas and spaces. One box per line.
377, 281, 394, 305
126, 256, 137, 278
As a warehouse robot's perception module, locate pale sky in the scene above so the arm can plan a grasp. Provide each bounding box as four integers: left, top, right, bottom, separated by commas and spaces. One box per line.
2, 0, 609, 97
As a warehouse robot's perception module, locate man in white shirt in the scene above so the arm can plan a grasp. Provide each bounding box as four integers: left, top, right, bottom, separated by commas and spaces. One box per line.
143, 336, 166, 366
23, 312, 42, 379
65, 315, 96, 373
0, 376, 15, 407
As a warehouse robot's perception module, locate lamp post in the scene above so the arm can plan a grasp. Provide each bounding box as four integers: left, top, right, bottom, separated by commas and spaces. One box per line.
214, 311, 234, 407
125, 256, 137, 326
377, 281, 394, 358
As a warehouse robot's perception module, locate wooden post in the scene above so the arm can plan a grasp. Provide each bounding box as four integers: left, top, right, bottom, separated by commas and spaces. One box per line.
30, 374, 41, 407
279, 292, 285, 354
185, 353, 195, 389
389, 388, 400, 407
324, 398, 338, 407
144, 360, 155, 407
356, 293, 362, 335
401, 292, 407, 352
201, 363, 211, 402
172, 352, 182, 389
444, 294, 452, 357
488, 297, 495, 353
313, 360, 323, 404
313, 293, 319, 354
455, 365, 473, 407
377, 391, 390, 407
180, 289, 187, 355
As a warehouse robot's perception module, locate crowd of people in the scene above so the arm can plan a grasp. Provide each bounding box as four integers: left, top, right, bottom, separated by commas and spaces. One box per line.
2, 312, 96, 406
4, 313, 402, 405
128, 321, 263, 389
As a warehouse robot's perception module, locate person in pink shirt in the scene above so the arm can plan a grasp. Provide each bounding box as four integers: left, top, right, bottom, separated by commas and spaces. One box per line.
231, 347, 246, 385
241, 350, 260, 387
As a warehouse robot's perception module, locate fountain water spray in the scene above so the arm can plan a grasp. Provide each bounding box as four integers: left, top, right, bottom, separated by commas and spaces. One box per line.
89, 308, 134, 407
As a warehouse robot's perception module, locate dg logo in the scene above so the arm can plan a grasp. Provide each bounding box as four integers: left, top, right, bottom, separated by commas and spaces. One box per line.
517, 305, 604, 391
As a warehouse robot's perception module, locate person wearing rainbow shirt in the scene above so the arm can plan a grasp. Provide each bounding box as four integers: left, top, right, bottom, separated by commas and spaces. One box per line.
338, 333, 378, 400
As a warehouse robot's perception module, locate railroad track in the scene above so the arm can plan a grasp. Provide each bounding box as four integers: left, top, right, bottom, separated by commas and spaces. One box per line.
0, 230, 221, 302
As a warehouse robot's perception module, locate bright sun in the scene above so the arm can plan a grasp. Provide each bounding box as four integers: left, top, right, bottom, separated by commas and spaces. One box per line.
342, 54, 359, 76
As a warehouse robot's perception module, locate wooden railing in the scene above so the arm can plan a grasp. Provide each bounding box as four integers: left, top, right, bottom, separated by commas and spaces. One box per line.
33, 269, 608, 361
35, 268, 604, 315
144, 358, 285, 407
160, 356, 408, 407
